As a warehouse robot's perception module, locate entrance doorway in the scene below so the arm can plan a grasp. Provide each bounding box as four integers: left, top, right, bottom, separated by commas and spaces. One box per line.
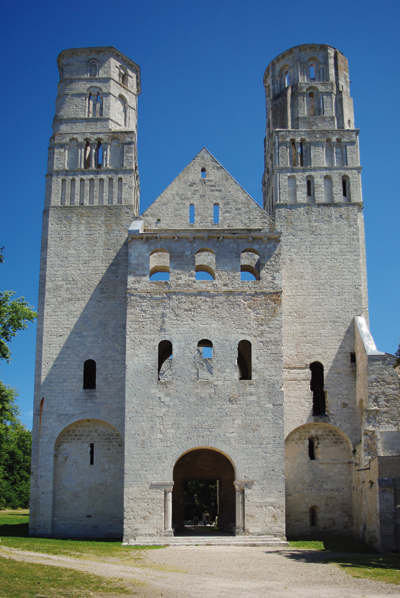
173, 448, 235, 534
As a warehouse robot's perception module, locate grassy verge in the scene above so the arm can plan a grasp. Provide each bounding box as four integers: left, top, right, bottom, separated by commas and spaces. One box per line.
289, 536, 400, 585
0, 555, 138, 597
0, 510, 160, 562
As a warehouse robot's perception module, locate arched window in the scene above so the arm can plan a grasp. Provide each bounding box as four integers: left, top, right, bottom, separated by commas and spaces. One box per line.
298, 141, 305, 167
240, 249, 260, 281
93, 93, 103, 117
335, 139, 344, 166
285, 71, 290, 87
158, 340, 172, 381
150, 249, 170, 281
197, 339, 213, 380
84, 141, 91, 169
195, 249, 215, 280
201, 167, 206, 179
291, 140, 296, 166
309, 506, 318, 527
88, 93, 93, 117
83, 359, 96, 389
308, 92, 316, 116
238, 340, 251, 380
213, 204, 220, 224
325, 139, 333, 167
309, 64, 315, 80
288, 176, 296, 203
324, 176, 333, 203
96, 141, 103, 169
89, 61, 97, 77
306, 176, 314, 201
310, 362, 325, 415
308, 437, 317, 460
342, 176, 350, 201
122, 72, 128, 87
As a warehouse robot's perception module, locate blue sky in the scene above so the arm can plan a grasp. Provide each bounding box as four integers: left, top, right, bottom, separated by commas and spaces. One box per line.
1, 0, 399, 429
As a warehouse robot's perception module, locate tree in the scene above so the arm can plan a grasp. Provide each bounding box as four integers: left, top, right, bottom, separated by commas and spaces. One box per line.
395, 343, 400, 369
0, 247, 36, 508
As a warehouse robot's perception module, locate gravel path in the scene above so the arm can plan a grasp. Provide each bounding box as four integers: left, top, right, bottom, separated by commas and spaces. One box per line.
1, 545, 399, 597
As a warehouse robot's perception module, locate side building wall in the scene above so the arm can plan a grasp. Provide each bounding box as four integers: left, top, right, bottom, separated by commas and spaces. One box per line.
29, 206, 133, 536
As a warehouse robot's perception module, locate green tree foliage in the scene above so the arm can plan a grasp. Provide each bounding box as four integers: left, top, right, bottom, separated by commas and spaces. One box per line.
0, 383, 32, 508
184, 480, 218, 521
395, 343, 400, 368
0, 247, 36, 508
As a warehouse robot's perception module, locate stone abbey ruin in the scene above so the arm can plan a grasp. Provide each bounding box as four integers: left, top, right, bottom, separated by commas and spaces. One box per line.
29, 44, 400, 551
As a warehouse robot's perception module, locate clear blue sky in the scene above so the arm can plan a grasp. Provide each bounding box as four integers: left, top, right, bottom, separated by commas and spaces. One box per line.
1, 0, 399, 429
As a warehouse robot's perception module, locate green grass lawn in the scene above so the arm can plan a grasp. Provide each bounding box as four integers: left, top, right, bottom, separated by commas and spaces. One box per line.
289, 537, 400, 585
0, 509, 159, 562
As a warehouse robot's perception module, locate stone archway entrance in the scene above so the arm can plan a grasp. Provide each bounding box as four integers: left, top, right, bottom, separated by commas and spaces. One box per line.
172, 448, 235, 534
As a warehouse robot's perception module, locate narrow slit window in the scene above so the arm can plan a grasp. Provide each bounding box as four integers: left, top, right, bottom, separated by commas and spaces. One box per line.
118, 178, 123, 204
238, 340, 252, 380
310, 506, 318, 527
306, 177, 314, 199
79, 179, 85, 205
90, 443, 94, 465
99, 178, 104, 205
84, 141, 91, 169
189, 204, 195, 224
70, 178, 75, 205
61, 179, 66, 206
308, 438, 316, 460
158, 340, 172, 381
108, 178, 113, 204
83, 359, 96, 389
350, 352, 356, 363
291, 141, 296, 166
89, 178, 95, 205
310, 64, 315, 80
285, 72, 290, 87
310, 362, 325, 415
201, 168, 206, 178
88, 93, 93, 117
342, 176, 350, 200
213, 204, 220, 224
298, 142, 304, 167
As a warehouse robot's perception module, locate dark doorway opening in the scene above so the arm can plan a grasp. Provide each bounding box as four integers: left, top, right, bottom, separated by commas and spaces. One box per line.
173, 448, 235, 535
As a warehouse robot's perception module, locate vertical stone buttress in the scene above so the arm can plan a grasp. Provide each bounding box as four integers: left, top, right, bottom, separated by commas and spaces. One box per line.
30, 48, 140, 536
263, 45, 368, 537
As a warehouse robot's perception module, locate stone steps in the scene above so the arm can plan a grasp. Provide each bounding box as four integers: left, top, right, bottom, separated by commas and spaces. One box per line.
124, 535, 289, 547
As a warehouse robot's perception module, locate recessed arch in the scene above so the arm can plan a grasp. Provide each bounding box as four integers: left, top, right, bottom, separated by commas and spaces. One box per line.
241, 249, 260, 281
195, 249, 215, 280
150, 248, 170, 280
172, 447, 236, 534
53, 419, 124, 538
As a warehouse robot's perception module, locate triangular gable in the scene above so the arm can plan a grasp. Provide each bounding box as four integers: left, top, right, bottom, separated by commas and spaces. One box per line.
141, 148, 269, 230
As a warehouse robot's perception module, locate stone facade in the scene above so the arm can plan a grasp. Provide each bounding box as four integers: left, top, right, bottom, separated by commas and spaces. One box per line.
29, 44, 399, 550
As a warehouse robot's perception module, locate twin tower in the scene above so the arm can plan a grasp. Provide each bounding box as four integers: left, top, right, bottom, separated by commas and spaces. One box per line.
30, 45, 398, 551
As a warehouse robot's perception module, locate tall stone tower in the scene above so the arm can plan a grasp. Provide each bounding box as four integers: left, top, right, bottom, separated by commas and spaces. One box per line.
29, 48, 141, 537
263, 44, 369, 537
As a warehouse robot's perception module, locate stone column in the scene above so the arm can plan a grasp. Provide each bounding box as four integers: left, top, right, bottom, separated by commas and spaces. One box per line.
234, 480, 254, 536
150, 481, 174, 537
91, 144, 96, 169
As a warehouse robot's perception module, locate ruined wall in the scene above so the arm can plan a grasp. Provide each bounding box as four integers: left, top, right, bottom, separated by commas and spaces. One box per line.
124, 217, 285, 539
285, 423, 353, 537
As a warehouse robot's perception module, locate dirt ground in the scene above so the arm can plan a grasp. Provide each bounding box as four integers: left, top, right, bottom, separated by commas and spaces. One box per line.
1, 545, 400, 598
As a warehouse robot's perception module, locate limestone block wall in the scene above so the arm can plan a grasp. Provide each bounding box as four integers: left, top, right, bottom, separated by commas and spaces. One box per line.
276, 205, 367, 445
30, 205, 133, 536
285, 423, 353, 537
124, 231, 285, 540
53, 420, 124, 537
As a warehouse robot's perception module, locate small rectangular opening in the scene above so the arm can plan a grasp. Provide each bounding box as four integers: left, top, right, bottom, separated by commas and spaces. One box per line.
189, 204, 195, 224
90, 443, 94, 465
308, 438, 316, 460
350, 352, 356, 363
